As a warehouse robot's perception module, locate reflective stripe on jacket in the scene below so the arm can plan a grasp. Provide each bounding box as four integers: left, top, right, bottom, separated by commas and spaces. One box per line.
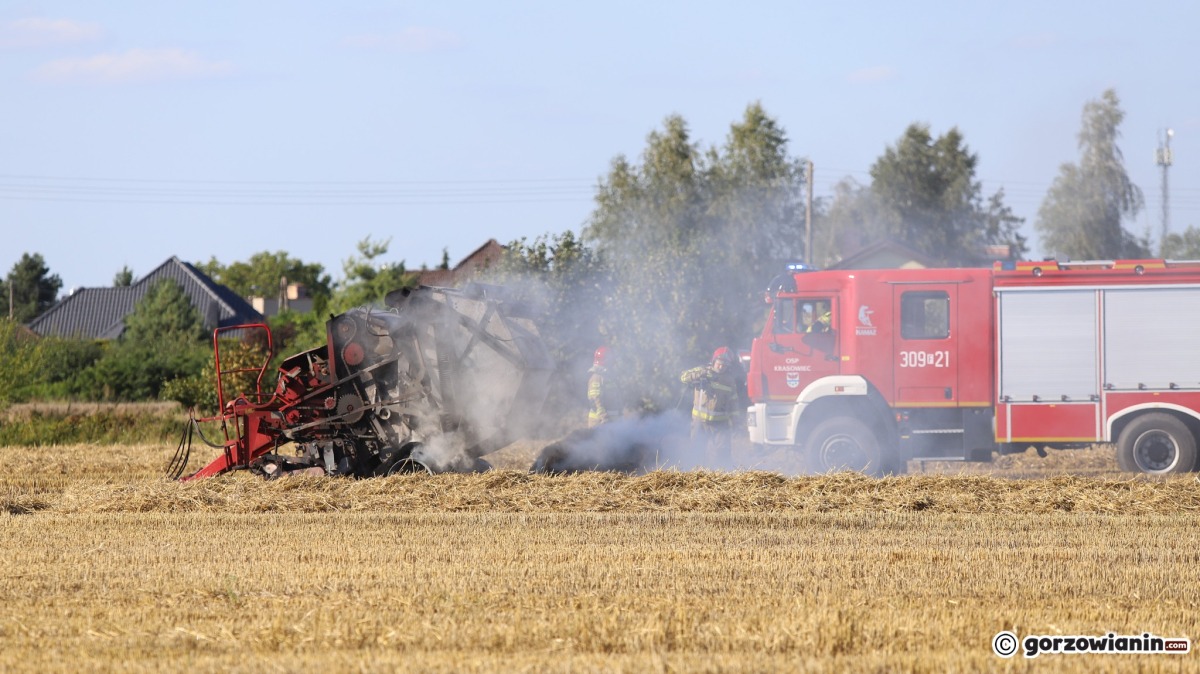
681, 366, 736, 423
588, 367, 619, 426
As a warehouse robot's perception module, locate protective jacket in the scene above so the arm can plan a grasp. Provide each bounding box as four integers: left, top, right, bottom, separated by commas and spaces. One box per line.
587, 366, 622, 427
807, 310, 832, 333
680, 366, 737, 423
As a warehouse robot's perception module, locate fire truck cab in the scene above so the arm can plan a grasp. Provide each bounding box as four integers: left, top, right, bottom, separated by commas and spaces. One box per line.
746, 260, 1200, 475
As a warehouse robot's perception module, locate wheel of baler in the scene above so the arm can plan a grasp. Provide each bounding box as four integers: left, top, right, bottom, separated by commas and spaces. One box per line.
386, 457, 433, 475
375, 441, 433, 475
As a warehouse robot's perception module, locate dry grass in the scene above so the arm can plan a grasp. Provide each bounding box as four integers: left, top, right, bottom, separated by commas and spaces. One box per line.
1, 439, 1198, 672
8, 470, 1200, 517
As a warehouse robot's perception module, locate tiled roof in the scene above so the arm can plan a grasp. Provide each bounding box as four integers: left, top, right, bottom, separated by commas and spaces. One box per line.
829, 238, 937, 270
413, 269, 455, 287
29, 256, 263, 339
28, 287, 137, 339
414, 239, 504, 287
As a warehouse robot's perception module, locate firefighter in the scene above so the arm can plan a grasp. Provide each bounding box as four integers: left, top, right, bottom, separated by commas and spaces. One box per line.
587, 346, 622, 427
807, 302, 832, 333
680, 347, 738, 466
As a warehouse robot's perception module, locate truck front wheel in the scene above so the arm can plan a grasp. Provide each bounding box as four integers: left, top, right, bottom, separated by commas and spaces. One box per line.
806, 417, 885, 477
1116, 413, 1197, 474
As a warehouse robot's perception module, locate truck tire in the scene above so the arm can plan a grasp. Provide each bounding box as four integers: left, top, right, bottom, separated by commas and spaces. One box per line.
1116, 413, 1197, 474
806, 416, 886, 477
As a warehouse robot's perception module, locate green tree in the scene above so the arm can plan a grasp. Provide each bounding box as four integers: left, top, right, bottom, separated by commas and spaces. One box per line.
1036, 89, 1148, 260
113, 266, 134, 287
330, 236, 415, 312
0, 319, 45, 403
492, 233, 607, 361
488, 231, 611, 418
1, 253, 62, 323
20, 335, 104, 400
824, 123, 1026, 265
585, 104, 809, 404
815, 177, 886, 265
163, 335, 269, 413
123, 278, 207, 344
263, 309, 327, 357
197, 251, 332, 307
586, 114, 709, 406
76, 279, 209, 401
706, 102, 808, 261
1161, 226, 1200, 259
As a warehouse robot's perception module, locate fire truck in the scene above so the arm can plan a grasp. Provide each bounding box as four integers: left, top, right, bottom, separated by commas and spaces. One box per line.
745, 259, 1200, 475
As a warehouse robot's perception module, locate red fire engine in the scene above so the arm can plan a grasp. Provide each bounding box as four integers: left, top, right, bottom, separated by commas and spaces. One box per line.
745, 259, 1200, 475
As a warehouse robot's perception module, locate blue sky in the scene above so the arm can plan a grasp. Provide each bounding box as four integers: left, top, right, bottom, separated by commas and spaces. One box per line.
2, 1, 1197, 292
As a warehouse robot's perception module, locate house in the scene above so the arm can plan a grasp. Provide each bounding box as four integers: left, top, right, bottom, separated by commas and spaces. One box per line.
826, 238, 1017, 271
249, 282, 314, 317
414, 239, 505, 287
828, 238, 937, 270
28, 256, 263, 339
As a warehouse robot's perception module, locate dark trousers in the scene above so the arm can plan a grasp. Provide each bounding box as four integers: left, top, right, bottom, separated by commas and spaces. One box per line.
690, 418, 732, 467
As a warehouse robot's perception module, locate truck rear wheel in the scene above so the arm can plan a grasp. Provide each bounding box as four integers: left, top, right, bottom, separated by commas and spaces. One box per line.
807, 417, 886, 477
1116, 413, 1197, 474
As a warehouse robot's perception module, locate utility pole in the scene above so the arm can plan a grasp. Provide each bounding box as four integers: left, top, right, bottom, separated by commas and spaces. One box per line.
1155, 128, 1174, 251
279, 275, 289, 313
805, 160, 814, 266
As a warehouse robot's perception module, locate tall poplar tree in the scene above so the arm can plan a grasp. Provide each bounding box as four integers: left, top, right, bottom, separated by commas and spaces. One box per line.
1036, 89, 1147, 260
585, 103, 809, 404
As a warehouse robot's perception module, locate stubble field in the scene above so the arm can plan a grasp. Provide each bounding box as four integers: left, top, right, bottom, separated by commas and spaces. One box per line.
2, 438, 1198, 673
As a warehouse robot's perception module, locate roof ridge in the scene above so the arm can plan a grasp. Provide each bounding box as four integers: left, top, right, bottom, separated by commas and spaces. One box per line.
455, 238, 501, 269
135, 256, 228, 309
129, 256, 179, 290
173, 256, 229, 308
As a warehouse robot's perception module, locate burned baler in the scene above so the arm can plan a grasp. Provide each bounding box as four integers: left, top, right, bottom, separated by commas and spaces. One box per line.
168, 284, 553, 480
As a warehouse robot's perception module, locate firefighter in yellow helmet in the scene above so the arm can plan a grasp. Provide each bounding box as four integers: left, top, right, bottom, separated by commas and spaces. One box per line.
587, 346, 623, 427
680, 347, 738, 466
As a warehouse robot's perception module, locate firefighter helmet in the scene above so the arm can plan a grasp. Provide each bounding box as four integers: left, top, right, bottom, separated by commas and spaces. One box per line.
593, 346, 610, 367
712, 346, 733, 365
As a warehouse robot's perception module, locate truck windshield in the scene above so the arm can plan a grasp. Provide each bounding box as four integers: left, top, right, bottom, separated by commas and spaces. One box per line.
801, 299, 832, 333
771, 297, 834, 336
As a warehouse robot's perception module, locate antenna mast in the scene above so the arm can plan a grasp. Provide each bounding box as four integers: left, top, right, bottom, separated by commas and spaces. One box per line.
1155, 128, 1174, 250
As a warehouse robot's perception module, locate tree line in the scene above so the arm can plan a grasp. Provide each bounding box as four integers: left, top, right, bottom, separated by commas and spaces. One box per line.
3, 89, 1191, 410
492, 91, 1188, 409
0, 237, 422, 406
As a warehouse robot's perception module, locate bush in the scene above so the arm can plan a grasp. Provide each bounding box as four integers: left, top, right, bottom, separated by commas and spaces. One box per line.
0, 320, 44, 403
71, 340, 209, 401
160, 374, 217, 413
160, 337, 272, 414
14, 337, 105, 401
0, 406, 185, 445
